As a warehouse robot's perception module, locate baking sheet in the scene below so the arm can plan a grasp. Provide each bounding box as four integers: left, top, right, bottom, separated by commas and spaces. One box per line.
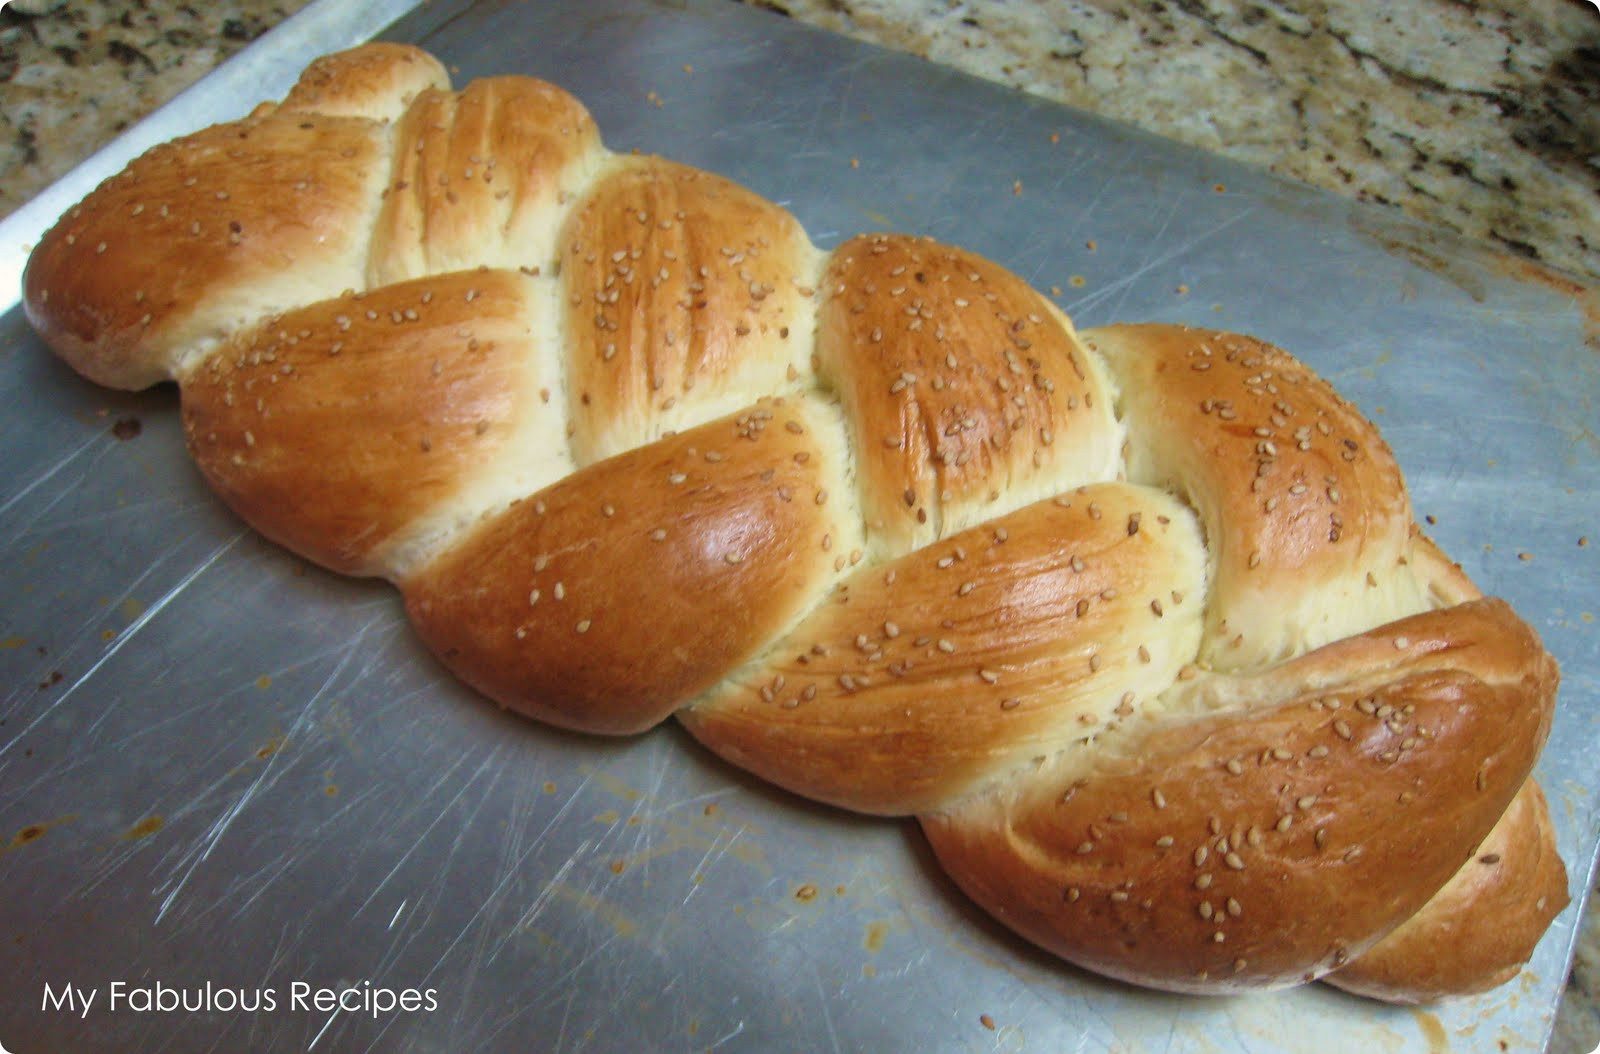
2, 0, 1597, 1051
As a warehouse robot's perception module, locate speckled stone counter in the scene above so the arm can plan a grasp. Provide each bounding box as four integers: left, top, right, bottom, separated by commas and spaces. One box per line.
740, 0, 1600, 285
0, 0, 1595, 1049
0, 0, 310, 217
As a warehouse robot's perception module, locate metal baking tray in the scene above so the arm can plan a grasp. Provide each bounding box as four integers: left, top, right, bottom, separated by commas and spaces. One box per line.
1, 1, 1595, 1050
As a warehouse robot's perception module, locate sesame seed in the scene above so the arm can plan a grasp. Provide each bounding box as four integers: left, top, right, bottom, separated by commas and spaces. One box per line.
1224, 852, 1245, 871
936, 639, 956, 654
575, 619, 592, 634
553, 582, 566, 600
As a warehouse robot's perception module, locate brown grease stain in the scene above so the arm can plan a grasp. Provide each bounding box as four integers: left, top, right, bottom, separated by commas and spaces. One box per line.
863, 919, 890, 953
1494, 256, 1600, 354
121, 815, 165, 840
544, 884, 637, 938
580, 770, 770, 877
2, 815, 76, 855
585, 767, 642, 802
255, 737, 283, 760
1411, 1008, 1449, 1051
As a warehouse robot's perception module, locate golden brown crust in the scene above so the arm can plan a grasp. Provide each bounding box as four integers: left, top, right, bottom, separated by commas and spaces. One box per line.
817, 235, 1121, 558
23, 114, 388, 389
1083, 324, 1425, 671
179, 270, 558, 577
402, 398, 853, 735
21, 43, 1570, 1006
278, 42, 449, 121
682, 483, 1206, 814
919, 597, 1558, 994
560, 158, 817, 464
1326, 778, 1570, 1002
369, 76, 605, 286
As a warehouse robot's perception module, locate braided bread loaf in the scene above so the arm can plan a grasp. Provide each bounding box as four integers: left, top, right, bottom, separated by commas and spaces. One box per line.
23, 43, 1568, 1002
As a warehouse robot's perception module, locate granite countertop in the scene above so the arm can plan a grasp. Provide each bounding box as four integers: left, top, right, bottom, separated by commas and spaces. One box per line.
1, 0, 1595, 1050
744, 0, 1600, 285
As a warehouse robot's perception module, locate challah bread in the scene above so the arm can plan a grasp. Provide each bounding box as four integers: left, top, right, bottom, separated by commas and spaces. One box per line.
21, 43, 1567, 1002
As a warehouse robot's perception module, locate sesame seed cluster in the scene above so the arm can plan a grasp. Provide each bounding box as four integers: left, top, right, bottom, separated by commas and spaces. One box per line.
21, 43, 1566, 1003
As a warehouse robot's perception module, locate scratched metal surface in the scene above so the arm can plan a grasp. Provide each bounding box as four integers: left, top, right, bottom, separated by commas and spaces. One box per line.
1, 0, 1597, 1051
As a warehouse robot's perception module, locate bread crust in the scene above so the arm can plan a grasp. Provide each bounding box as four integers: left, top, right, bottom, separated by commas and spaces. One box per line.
1326, 777, 1570, 1002
180, 270, 560, 576
920, 598, 1558, 993
20, 43, 1569, 1005
682, 483, 1206, 814
403, 398, 853, 734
